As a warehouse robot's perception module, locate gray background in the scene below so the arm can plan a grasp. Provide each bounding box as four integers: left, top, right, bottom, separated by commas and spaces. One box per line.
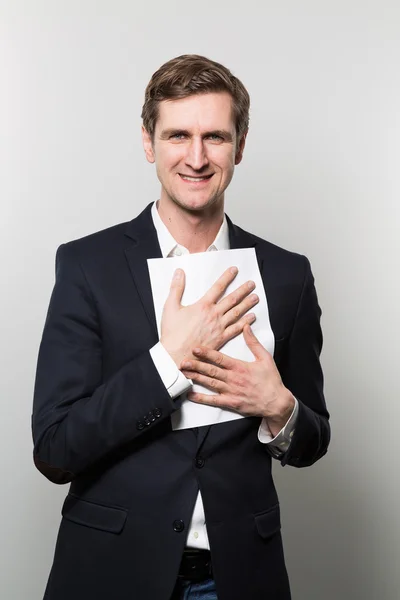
1, 1, 400, 598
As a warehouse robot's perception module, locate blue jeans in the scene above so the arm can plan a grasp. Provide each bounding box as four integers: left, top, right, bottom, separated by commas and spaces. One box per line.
173, 577, 218, 599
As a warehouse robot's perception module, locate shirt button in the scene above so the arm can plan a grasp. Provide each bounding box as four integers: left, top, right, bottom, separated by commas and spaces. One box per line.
195, 456, 205, 468
173, 519, 185, 533
193, 532, 199, 539
175, 247, 182, 256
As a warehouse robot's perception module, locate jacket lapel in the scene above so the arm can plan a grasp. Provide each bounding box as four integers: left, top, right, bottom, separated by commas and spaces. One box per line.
227, 215, 264, 273
197, 215, 262, 451
124, 202, 162, 338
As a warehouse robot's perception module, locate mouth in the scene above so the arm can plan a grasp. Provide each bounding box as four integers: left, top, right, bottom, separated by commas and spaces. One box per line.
179, 174, 214, 183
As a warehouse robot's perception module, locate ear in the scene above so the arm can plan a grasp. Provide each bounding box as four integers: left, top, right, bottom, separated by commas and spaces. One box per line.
142, 126, 155, 163
234, 130, 248, 165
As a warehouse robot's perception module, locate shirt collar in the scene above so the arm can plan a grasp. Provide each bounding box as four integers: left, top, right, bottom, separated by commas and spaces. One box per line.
151, 201, 230, 258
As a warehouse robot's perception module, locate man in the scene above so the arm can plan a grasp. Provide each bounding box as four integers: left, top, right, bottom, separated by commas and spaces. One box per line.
32, 55, 330, 600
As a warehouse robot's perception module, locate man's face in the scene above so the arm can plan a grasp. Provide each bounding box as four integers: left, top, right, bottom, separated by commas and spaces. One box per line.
142, 92, 246, 212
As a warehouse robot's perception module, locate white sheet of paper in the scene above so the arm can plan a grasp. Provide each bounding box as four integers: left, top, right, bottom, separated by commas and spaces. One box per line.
148, 248, 275, 430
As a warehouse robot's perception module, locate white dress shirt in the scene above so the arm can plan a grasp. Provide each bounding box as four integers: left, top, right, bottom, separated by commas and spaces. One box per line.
148, 201, 298, 549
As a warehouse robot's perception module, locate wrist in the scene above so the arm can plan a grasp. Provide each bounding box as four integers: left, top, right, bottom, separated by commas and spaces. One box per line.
265, 388, 295, 437
159, 339, 185, 370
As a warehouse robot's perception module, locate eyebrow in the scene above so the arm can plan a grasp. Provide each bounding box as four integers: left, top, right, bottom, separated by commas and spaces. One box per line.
159, 128, 233, 141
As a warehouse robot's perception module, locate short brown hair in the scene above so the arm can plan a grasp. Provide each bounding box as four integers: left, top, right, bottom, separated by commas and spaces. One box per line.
141, 54, 250, 146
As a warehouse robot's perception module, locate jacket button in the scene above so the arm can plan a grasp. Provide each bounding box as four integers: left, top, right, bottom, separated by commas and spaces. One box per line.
195, 456, 205, 468
136, 420, 144, 431
173, 519, 185, 533
144, 417, 151, 426
154, 408, 162, 418
148, 411, 156, 423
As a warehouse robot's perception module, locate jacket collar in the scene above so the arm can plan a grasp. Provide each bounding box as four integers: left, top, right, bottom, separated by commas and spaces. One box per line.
124, 201, 261, 253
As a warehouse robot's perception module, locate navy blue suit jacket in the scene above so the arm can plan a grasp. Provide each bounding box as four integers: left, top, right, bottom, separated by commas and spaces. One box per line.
32, 202, 330, 600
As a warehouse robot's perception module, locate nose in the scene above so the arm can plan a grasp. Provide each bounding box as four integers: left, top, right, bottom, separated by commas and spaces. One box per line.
185, 137, 209, 171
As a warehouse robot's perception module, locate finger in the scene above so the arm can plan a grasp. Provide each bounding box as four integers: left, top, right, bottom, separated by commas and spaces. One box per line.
166, 268, 185, 306
243, 324, 269, 360
191, 347, 236, 370
201, 267, 239, 305
222, 313, 257, 345
187, 392, 224, 408
182, 371, 228, 393
181, 360, 228, 382
222, 293, 259, 327
217, 280, 256, 315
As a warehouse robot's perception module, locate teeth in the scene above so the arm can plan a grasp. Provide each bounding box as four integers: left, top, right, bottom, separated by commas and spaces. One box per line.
181, 175, 210, 182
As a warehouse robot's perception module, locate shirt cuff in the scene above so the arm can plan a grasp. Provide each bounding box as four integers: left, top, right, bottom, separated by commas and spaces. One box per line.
149, 342, 193, 399
258, 397, 299, 453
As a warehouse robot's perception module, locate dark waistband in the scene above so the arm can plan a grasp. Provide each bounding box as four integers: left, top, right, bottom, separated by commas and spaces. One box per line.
178, 549, 212, 582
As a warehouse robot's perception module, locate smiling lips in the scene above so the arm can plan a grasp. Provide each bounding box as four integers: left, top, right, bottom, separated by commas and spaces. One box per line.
179, 174, 213, 183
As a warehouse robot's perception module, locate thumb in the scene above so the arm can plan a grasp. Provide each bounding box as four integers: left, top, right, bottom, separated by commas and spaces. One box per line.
167, 268, 185, 306
243, 324, 267, 360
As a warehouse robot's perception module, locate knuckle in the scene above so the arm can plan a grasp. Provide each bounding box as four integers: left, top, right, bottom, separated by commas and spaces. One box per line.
230, 398, 240, 411
209, 366, 218, 378
233, 398, 241, 409
215, 354, 224, 366
207, 305, 217, 320
199, 300, 208, 313
215, 334, 224, 349
235, 322, 243, 334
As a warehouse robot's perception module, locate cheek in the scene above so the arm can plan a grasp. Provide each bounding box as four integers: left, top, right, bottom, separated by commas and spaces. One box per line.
155, 147, 184, 173
209, 149, 236, 175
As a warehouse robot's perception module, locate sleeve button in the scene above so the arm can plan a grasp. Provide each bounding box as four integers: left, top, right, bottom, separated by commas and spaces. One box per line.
136, 421, 145, 431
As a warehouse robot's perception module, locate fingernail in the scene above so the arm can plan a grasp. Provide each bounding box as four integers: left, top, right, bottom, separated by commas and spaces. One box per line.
193, 348, 202, 354
174, 269, 182, 280
247, 313, 256, 321
248, 281, 255, 289
230, 266, 238, 274
182, 361, 192, 369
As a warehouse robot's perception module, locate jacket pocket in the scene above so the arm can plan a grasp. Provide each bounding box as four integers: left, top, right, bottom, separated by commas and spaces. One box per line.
61, 493, 128, 534
254, 504, 281, 539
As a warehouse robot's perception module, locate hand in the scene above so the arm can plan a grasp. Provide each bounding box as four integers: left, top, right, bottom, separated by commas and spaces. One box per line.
160, 267, 259, 368
181, 325, 295, 436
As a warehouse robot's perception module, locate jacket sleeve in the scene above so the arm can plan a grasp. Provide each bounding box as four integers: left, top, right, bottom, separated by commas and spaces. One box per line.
273, 256, 330, 468
32, 243, 178, 485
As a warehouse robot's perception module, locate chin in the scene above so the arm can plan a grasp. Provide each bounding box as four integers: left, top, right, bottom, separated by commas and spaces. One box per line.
174, 195, 220, 213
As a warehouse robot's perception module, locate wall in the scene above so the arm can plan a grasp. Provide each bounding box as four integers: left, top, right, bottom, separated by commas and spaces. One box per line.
1, 2, 399, 598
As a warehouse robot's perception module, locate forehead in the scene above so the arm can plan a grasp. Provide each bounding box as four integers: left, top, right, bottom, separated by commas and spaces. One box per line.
156, 92, 235, 134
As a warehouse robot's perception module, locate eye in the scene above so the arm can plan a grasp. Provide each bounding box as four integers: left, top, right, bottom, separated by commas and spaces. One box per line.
207, 134, 223, 142
170, 133, 186, 140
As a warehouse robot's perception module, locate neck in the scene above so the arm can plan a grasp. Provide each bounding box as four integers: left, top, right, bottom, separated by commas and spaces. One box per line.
157, 197, 224, 253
